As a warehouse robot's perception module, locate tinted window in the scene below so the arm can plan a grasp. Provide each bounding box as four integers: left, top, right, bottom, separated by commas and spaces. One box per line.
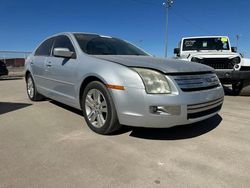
74, 34, 148, 56
35, 37, 54, 56
183, 37, 230, 51
0, 60, 6, 67
53, 35, 75, 53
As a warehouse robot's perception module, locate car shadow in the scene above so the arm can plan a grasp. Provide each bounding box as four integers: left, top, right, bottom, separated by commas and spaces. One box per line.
223, 85, 234, 96
223, 84, 250, 96
0, 102, 32, 115
0, 77, 23, 81
128, 115, 222, 140
49, 100, 222, 140
49, 100, 134, 134
49, 100, 83, 116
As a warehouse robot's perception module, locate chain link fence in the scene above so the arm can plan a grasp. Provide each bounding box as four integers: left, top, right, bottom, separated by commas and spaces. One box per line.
0, 51, 31, 77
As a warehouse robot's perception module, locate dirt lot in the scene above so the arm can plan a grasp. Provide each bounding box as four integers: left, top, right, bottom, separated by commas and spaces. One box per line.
5, 67, 24, 77
0, 79, 250, 188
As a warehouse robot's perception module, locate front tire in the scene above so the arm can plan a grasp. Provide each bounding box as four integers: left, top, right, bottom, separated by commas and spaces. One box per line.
232, 82, 243, 96
26, 74, 44, 101
81, 81, 121, 135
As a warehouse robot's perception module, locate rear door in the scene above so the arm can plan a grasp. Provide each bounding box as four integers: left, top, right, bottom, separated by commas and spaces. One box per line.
31, 37, 55, 92
45, 35, 78, 106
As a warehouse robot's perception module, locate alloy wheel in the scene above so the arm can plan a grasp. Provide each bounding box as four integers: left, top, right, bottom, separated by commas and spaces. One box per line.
85, 89, 108, 128
27, 77, 34, 98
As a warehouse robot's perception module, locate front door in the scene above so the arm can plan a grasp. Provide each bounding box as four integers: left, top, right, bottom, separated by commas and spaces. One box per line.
45, 35, 78, 107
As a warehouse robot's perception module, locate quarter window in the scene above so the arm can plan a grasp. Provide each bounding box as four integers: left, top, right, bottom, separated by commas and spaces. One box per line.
35, 37, 55, 56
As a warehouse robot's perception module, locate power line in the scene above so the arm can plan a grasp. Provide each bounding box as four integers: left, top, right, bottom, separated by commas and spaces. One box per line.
171, 9, 211, 34
129, 0, 212, 34
129, 0, 159, 6
240, 36, 250, 40
128, 0, 214, 55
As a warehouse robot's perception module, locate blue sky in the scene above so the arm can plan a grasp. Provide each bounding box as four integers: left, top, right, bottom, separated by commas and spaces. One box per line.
0, 0, 249, 57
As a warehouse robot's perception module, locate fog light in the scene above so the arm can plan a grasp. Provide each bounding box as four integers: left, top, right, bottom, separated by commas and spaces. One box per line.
150, 105, 181, 115
225, 73, 231, 78
234, 64, 241, 71
150, 106, 158, 113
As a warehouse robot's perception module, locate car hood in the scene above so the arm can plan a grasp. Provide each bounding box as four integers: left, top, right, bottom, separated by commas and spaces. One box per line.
93, 55, 214, 74
182, 51, 240, 59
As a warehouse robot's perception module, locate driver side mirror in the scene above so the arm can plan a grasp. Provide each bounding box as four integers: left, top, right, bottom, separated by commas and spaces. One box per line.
53, 48, 74, 58
174, 48, 180, 56
231, 47, 237, 53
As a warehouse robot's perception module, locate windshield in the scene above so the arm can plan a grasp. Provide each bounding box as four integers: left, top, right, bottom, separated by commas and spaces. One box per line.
74, 34, 148, 56
182, 37, 230, 51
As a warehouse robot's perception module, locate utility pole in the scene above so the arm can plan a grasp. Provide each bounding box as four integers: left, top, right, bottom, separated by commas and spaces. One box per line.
163, 0, 174, 58
236, 34, 240, 49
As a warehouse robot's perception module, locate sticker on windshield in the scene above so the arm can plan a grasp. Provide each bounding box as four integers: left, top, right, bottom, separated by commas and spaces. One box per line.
221, 37, 228, 43
202, 41, 208, 47
185, 40, 196, 46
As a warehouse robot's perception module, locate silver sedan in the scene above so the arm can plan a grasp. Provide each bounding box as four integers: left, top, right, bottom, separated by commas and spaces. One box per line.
25, 32, 224, 134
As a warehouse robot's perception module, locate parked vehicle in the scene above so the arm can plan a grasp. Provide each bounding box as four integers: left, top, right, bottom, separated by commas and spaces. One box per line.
174, 36, 250, 94
0, 60, 8, 77
25, 32, 224, 134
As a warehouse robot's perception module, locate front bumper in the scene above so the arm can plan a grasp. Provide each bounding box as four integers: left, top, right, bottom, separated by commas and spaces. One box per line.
216, 69, 250, 83
111, 85, 224, 128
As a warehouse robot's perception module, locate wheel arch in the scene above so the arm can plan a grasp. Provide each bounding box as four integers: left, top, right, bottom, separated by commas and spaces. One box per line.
79, 75, 107, 108
25, 70, 31, 81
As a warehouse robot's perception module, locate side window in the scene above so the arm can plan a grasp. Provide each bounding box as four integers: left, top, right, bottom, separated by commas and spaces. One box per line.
35, 37, 54, 56
53, 35, 76, 53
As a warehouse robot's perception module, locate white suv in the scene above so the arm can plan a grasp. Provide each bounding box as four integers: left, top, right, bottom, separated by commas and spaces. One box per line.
174, 36, 250, 94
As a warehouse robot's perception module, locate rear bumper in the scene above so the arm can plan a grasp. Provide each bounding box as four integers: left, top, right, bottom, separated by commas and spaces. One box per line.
216, 69, 250, 83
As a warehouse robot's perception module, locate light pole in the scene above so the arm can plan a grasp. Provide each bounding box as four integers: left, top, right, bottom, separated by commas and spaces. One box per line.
163, 0, 174, 58
236, 34, 240, 50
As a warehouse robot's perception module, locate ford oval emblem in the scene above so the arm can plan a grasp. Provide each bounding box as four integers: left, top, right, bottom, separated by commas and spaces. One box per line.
205, 77, 213, 83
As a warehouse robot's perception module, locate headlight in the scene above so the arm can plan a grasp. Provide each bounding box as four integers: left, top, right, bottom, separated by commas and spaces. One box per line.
191, 57, 200, 63
232, 57, 241, 65
133, 68, 171, 94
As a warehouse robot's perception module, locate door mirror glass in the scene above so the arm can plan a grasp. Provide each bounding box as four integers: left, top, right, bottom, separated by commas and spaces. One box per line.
231, 47, 237, 53
174, 48, 180, 56
53, 48, 74, 58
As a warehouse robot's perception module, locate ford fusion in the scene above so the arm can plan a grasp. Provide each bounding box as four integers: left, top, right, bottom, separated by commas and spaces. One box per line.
25, 32, 224, 134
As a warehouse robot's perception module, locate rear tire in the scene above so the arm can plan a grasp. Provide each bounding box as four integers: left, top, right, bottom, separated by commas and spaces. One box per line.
26, 74, 44, 101
232, 82, 243, 96
238, 80, 250, 96
81, 81, 121, 135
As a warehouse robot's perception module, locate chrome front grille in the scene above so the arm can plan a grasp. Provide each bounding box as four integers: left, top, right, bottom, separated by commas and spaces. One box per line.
187, 97, 224, 119
173, 73, 220, 92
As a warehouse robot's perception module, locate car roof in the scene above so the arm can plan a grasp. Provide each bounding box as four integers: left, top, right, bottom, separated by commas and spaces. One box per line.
52, 32, 112, 38
182, 36, 229, 40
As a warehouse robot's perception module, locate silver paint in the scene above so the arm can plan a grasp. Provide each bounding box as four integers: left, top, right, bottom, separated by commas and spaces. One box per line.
25, 32, 225, 128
